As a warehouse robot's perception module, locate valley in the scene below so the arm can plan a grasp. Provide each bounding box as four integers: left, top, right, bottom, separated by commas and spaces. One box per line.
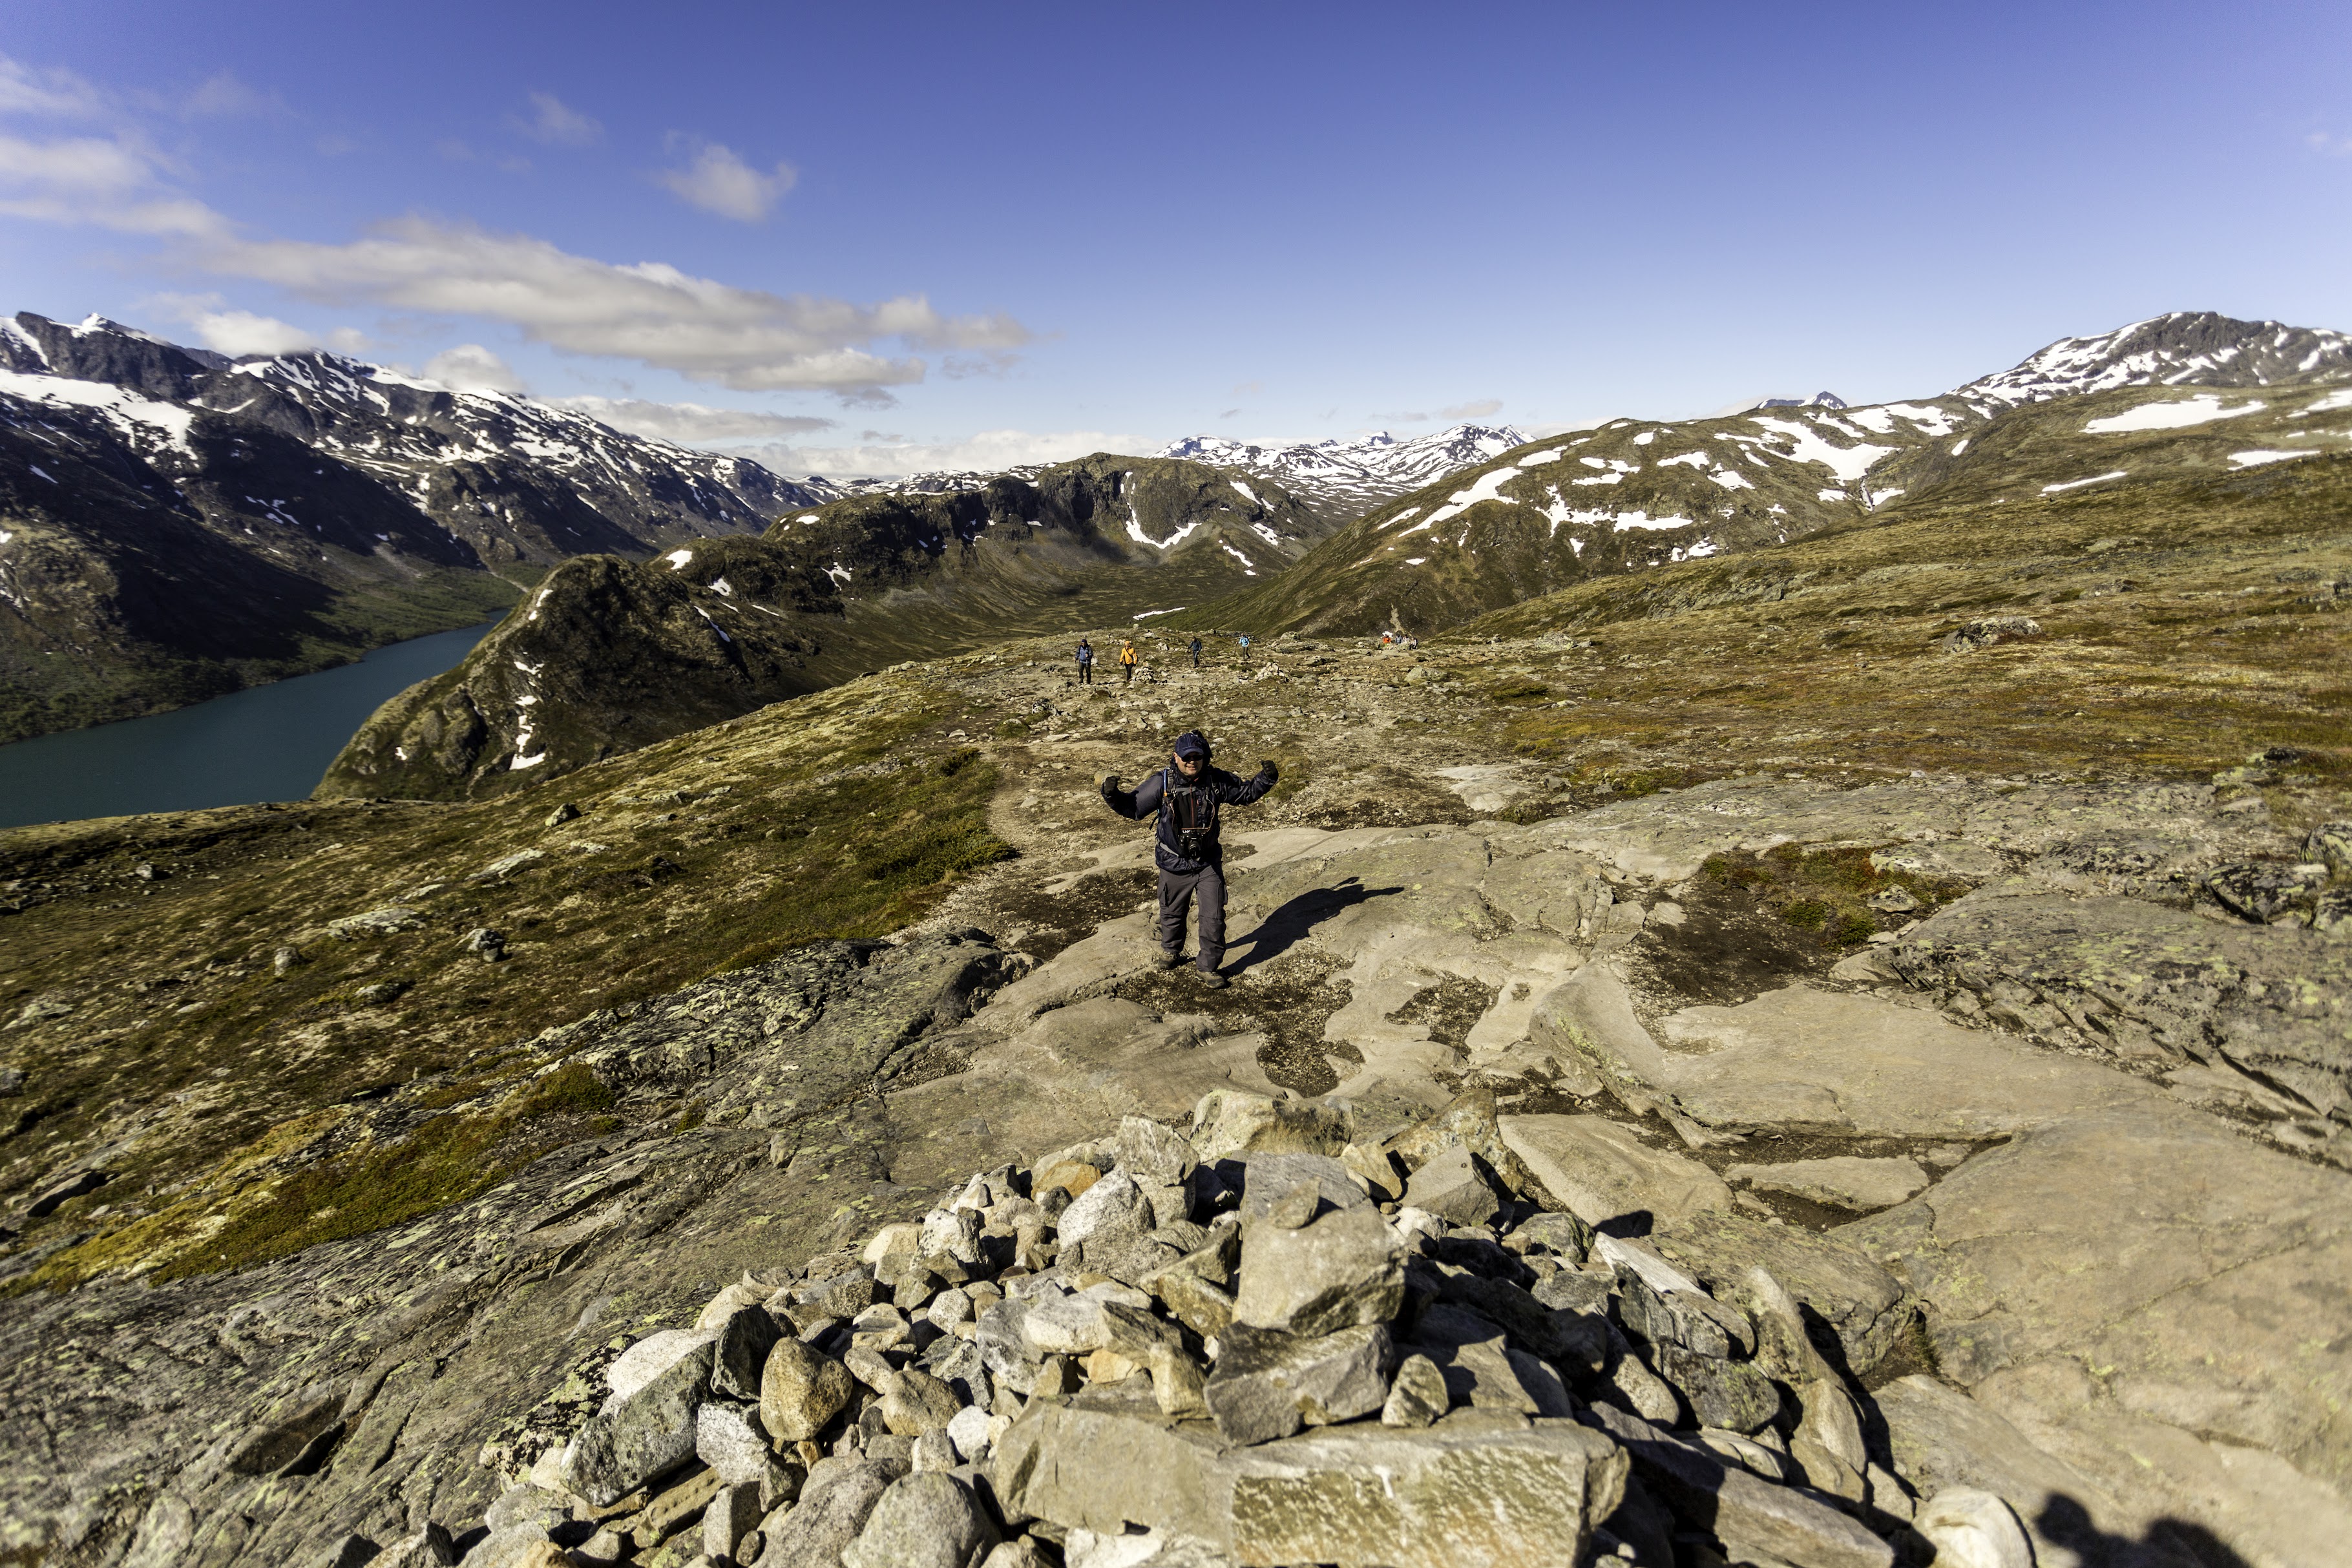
0, 309, 2347, 1567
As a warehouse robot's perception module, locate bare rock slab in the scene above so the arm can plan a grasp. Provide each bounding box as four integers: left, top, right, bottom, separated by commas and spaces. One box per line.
1498, 1113, 1732, 1229
1726, 1156, 1929, 1212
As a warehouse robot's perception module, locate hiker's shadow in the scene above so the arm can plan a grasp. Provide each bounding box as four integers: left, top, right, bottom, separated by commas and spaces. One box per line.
1226, 876, 1401, 975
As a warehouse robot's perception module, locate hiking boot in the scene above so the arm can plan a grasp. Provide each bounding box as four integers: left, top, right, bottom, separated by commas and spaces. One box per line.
1198, 970, 1228, 990
1160, 952, 1186, 970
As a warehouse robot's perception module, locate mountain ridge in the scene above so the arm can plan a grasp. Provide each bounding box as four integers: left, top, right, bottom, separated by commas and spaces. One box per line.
1199, 311, 2352, 637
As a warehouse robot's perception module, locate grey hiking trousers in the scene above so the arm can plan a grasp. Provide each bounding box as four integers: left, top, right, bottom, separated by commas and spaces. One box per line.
1158, 864, 1226, 973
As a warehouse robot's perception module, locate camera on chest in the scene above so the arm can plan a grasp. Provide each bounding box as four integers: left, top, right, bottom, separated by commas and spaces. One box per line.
1166, 779, 1216, 859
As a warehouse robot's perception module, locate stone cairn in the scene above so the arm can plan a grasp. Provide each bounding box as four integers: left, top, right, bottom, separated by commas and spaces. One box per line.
424, 1089, 2030, 1568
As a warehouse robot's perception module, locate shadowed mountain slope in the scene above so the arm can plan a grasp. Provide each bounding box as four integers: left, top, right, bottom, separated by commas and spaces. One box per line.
322, 454, 1328, 799
0, 313, 831, 741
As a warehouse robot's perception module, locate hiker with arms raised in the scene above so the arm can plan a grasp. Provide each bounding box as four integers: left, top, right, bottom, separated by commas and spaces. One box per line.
1099, 731, 1276, 989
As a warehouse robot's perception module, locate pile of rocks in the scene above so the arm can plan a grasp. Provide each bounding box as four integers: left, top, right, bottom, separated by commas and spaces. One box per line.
434, 1089, 2030, 1568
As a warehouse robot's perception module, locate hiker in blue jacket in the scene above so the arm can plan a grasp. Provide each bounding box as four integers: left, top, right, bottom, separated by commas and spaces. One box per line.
1099, 731, 1277, 988
1075, 638, 1095, 684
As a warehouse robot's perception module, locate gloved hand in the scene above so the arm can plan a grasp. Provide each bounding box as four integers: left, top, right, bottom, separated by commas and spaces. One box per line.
1100, 774, 1122, 800
1257, 759, 1280, 784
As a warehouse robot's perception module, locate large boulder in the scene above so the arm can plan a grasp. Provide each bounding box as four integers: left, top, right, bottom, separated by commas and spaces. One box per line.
990, 1401, 1627, 1568
562, 1337, 712, 1506
1230, 1155, 1402, 1337
842, 1472, 1000, 1568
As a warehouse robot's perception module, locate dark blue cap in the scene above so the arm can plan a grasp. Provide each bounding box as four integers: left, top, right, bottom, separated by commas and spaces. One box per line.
1172, 729, 1211, 760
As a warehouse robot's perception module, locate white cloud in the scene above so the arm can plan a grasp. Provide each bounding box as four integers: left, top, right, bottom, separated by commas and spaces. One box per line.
659, 141, 795, 222
1371, 397, 1505, 424
516, 92, 601, 147
0, 56, 105, 120
2309, 131, 2352, 158
423, 343, 525, 392
198, 215, 1029, 395
0, 56, 1024, 401
0, 130, 227, 236
737, 428, 1150, 479
545, 395, 835, 443
189, 309, 317, 355
175, 72, 282, 120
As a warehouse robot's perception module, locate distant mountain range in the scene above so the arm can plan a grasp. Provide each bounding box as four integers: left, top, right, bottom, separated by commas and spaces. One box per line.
0, 312, 1530, 746
1150, 425, 1530, 524
1203, 311, 2352, 636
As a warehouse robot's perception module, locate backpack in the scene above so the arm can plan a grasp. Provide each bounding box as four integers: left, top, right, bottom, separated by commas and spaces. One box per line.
1162, 767, 1217, 860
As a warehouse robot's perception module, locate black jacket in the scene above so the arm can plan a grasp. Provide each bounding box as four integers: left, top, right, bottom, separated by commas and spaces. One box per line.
1103, 762, 1274, 873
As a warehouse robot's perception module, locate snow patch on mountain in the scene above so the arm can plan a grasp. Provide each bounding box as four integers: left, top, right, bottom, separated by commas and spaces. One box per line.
2083, 395, 2267, 434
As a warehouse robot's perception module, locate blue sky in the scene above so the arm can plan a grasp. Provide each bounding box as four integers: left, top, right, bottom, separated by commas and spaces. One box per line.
3, 0, 2347, 474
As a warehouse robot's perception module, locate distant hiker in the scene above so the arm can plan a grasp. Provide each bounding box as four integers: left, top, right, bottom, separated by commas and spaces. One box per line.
1100, 731, 1277, 988
1189, 635, 1203, 668
1237, 632, 1252, 664
1075, 638, 1095, 684
1119, 638, 1139, 684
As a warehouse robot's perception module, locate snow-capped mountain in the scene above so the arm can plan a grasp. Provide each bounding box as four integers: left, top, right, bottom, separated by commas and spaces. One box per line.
0, 311, 843, 740
1151, 424, 1531, 523
1961, 312, 2352, 405
1209, 311, 2352, 638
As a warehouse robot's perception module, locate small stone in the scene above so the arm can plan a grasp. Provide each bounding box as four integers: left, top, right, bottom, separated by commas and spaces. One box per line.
1381, 1353, 1449, 1427
1400, 1143, 1504, 1228
919, 1206, 984, 1265
761, 1337, 856, 1444
863, 1222, 923, 1263
925, 1287, 974, 1330
1115, 1114, 1200, 1186
1233, 1167, 1402, 1339
372, 1522, 456, 1567
909, 1427, 958, 1473
1652, 1343, 1780, 1433
546, 802, 580, 826
463, 926, 508, 962
1204, 1322, 1396, 1445
1188, 1088, 1352, 1161
1511, 1210, 1592, 1263
1020, 1291, 1111, 1357
1915, 1487, 2034, 1568
699, 1480, 761, 1564
272, 945, 305, 976
711, 1304, 779, 1403
945, 1404, 996, 1463
841, 1472, 1001, 1568
695, 1401, 772, 1487
1058, 1170, 1151, 1251
354, 980, 410, 1005
625, 1460, 723, 1547
881, 1366, 961, 1436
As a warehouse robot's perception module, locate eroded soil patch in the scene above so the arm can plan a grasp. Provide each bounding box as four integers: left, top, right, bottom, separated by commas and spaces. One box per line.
1110, 950, 1360, 1097
971, 867, 1158, 964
